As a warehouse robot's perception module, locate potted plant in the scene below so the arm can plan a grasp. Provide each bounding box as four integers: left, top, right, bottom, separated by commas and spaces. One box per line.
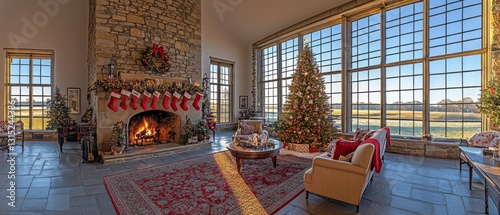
479, 81, 500, 128
239, 108, 255, 119
101, 141, 113, 155
182, 118, 196, 144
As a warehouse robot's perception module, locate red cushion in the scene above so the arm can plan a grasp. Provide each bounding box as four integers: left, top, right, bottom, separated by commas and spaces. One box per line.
332, 139, 362, 160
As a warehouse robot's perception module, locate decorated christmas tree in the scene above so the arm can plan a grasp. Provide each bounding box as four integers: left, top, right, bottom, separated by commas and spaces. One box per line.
46, 86, 76, 129
277, 43, 337, 150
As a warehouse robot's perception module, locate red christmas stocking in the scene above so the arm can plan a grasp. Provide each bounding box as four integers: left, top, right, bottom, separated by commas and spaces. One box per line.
163, 91, 171, 110
192, 92, 203, 110
129, 90, 141, 110
180, 92, 191, 111
141, 91, 151, 111
151, 91, 160, 110
171, 92, 181, 111
108, 90, 121, 112
120, 89, 131, 110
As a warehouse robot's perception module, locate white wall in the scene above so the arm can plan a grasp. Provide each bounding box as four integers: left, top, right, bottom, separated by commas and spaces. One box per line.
0, 0, 88, 125
201, 0, 252, 121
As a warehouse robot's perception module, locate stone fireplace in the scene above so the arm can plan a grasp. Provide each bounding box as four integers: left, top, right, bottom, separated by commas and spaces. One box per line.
95, 76, 202, 150
128, 110, 180, 145
87, 0, 202, 151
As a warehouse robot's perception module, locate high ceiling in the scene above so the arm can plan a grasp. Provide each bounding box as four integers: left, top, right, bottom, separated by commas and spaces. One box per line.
205, 0, 349, 44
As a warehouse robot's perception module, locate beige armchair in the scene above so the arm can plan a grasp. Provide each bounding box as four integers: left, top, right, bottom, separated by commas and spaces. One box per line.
304, 143, 375, 212
233, 120, 264, 141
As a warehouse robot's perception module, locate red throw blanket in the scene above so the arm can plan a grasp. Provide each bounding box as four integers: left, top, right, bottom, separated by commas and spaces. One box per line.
382, 127, 391, 149
361, 138, 383, 173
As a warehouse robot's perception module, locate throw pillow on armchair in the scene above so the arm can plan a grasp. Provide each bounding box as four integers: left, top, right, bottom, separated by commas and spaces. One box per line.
332, 139, 362, 160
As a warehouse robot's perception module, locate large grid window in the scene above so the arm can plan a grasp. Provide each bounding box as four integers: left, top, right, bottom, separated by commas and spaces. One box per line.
258, 0, 484, 139
386, 63, 423, 136
210, 61, 233, 123
351, 14, 381, 69
429, 55, 481, 138
385, 2, 423, 63
303, 24, 343, 128
262, 45, 279, 122
305, 25, 343, 73
6, 52, 53, 130
351, 69, 381, 131
428, 0, 482, 57
280, 38, 299, 102
324, 73, 342, 127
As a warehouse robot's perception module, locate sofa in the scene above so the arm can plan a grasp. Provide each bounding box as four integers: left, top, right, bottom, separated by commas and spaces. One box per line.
303, 128, 389, 212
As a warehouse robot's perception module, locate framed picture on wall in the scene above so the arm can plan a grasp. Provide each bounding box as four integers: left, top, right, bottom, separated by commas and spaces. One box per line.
67, 88, 81, 115
239, 96, 248, 109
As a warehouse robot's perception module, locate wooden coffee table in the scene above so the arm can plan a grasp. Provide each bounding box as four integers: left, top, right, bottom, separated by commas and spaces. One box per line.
226, 141, 282, 172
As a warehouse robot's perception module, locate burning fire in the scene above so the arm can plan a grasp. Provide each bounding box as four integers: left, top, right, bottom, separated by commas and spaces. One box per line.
133, 118, 157, 144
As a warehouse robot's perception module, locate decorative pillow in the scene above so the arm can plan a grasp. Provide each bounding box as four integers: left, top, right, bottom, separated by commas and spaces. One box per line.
361, 130, 377, 141
468, 131, 500, 147
353, 128, 370, 141
327, 139, 338, 154
239, 122, 255, 135
339, 151, 355, 162
293, 143, 309, 153
332, 139, 362, 160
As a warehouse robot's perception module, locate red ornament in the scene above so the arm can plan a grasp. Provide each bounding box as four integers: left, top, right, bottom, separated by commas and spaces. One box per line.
490, 87, 495, 95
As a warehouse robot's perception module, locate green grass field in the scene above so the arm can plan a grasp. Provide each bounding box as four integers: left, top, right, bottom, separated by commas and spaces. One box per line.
11, 107, 49, 130
350, 110, 481, 138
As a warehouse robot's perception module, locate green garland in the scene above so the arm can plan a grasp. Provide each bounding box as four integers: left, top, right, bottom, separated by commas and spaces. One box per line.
237, 139, 276, 149
141, 45, 170, 74
89, 78, 206, 96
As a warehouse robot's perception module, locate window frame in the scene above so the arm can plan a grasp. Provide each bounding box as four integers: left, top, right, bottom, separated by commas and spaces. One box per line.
209, 58, 234, 124
5, 49, 54, 130
256, 0, 487, 139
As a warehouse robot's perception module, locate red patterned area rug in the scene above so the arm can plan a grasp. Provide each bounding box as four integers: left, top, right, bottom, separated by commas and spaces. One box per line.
103, 151, 312, 215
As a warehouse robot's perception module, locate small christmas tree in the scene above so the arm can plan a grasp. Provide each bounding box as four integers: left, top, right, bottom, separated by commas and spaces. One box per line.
277, 42, 337, 150
111, 121, 124, 147
46, 86, 76, 129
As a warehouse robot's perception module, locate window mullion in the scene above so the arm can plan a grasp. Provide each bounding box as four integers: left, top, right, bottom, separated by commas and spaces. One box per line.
422, 0, 430, 138
341, 16, 351, 133
29, 54, 34, 130
277, 43, 283, 113
380, 8, 387, 128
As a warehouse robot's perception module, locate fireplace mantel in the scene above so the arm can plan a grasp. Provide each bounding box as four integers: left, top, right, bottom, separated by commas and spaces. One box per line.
120, 73, 191, 84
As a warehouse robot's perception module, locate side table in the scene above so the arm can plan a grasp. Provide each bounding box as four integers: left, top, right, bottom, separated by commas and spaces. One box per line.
57, 126, 78, 152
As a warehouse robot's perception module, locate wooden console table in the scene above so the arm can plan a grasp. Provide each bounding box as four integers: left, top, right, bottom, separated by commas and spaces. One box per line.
57, 126, 78, 152
459, 146, 500, 214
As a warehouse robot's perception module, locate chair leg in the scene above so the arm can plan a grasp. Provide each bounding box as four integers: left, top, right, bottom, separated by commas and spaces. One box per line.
305, 191, 309, 199
356, 205, 359, 212
370, 175, 374, 181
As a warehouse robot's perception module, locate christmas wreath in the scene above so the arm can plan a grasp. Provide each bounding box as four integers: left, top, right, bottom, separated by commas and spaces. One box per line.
141, 44, 170, 74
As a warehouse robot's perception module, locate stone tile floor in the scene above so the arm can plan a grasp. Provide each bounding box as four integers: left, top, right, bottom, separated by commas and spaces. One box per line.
0, 131, 497, 215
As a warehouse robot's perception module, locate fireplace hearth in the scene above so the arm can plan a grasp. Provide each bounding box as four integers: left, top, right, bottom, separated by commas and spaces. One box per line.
128, 110, 180, 146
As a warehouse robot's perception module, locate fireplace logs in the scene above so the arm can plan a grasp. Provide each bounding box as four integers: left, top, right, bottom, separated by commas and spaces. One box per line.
128, 110, 179, 146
